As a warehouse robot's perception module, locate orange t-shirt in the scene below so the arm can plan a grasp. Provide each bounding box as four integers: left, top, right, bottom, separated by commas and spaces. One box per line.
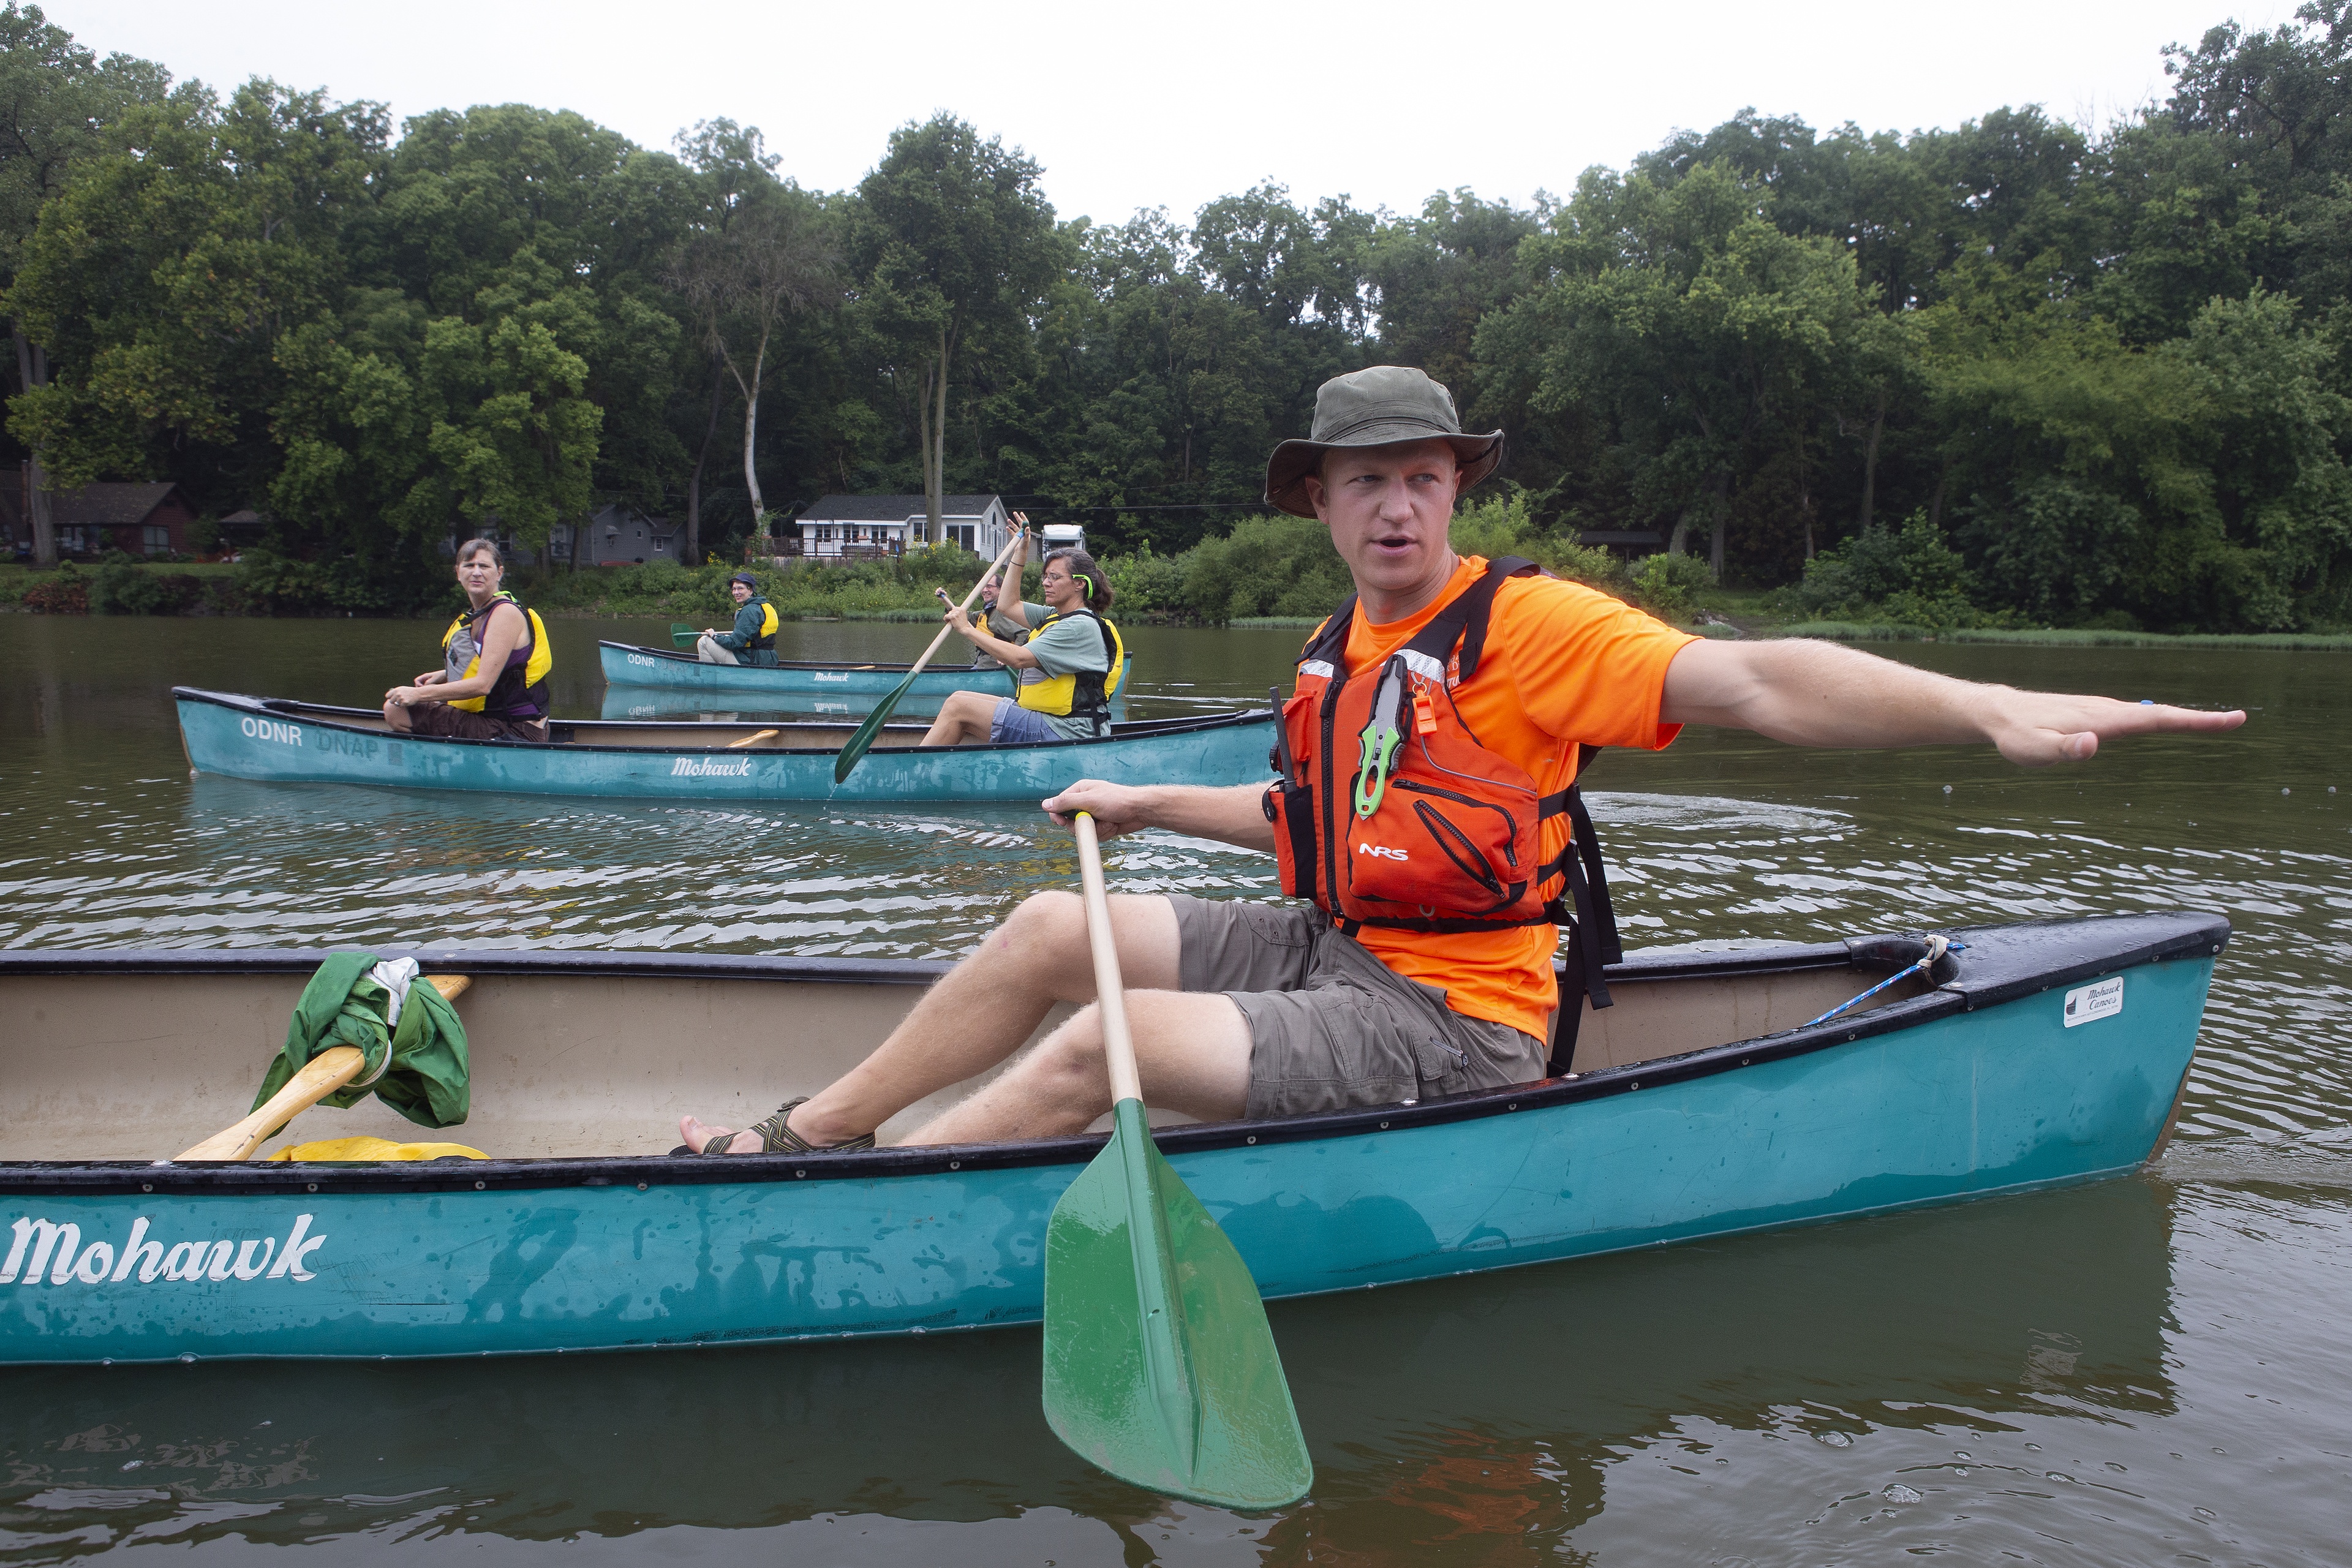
1327, 556, 1697, 1041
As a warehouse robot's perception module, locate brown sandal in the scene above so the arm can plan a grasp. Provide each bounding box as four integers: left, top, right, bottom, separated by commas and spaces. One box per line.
700, 1097, 875, 1156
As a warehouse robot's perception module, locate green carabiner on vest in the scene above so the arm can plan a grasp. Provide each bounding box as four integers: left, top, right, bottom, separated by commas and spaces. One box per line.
1353, 662, 1409, 818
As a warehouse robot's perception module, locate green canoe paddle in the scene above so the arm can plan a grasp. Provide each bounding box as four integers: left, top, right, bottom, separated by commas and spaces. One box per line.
832, 526, 1029, 784
1041, 812, 1314, 1509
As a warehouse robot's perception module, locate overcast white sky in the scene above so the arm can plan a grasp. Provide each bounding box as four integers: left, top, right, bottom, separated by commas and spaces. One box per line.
45, 0, 2297, 225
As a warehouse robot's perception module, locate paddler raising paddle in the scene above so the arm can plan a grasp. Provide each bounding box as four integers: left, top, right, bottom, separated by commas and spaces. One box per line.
918, 523, 1125, 747
963, 511, 1035, 671
679, 365, 2245, 1158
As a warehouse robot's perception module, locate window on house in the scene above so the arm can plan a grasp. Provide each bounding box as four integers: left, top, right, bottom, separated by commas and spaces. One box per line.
143, 525, 171, 555
949, 523, 975, 551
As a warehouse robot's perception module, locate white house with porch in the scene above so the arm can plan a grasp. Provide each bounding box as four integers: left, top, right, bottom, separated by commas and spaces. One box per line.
793, 494, 1011, 559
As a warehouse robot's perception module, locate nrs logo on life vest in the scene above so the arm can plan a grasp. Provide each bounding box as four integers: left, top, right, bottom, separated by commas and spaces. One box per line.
671, 756, 753, 778
238, 715, 303, 747
1357, 843, 1409, 862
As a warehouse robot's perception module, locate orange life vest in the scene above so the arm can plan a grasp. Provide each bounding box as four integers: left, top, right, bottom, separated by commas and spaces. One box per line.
1262, 556, 1622, 1047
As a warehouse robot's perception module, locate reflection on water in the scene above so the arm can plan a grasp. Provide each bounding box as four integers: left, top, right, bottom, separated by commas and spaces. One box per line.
1, 615, 2348, 1562
0, 1178, 2180, 1552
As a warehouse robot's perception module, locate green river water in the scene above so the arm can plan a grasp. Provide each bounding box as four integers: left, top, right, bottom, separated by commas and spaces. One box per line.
1, 614, 2346, 1566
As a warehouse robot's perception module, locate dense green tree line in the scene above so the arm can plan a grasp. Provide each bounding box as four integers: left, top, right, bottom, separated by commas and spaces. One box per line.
2, 1, 2348, 628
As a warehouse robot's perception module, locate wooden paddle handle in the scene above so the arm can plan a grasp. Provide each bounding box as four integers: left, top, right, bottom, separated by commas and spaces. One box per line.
175, 975, 472, 1162
726, 728, 779, 749
1071, 814, 1143, 1106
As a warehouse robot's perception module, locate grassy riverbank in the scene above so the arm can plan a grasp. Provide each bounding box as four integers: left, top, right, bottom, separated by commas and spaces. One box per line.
1771, 620, 2352, 650
8, 556, 2350, 649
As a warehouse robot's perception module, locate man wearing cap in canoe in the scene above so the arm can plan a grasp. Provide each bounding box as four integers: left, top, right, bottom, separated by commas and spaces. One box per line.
680, 365, 2245, 1157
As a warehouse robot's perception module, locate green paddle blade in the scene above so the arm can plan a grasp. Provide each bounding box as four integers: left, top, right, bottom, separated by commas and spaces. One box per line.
832, 670, 919, 783
1042, 1101, 1313, 1509
669, 622, 698, 649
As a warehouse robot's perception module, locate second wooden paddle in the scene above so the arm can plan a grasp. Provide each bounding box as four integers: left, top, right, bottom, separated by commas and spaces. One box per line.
1039, 813, 1313, 1508
832, 526, 1027, 783
176, 976, 471, 1161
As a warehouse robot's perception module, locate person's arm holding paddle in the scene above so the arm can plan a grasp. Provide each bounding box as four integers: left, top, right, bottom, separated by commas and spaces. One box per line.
1659, 639, 2246, 762
995, 513, 1035, 630
940, 600, 1044, 670
1041, 782, 1273, 848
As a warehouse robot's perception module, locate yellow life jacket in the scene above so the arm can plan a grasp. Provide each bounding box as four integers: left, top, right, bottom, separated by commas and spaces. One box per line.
751, 598, 780, 648
1014, 609, 1124, 726
440, 591, 554, 717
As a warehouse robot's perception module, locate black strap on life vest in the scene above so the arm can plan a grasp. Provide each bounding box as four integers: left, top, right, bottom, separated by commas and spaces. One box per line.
1545, 743, 1621, 1076
462, 591, 547, 722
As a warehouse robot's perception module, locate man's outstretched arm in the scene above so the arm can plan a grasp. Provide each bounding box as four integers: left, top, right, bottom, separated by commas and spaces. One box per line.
1042, 780, 1276, 850
1661, 638, 2247, 766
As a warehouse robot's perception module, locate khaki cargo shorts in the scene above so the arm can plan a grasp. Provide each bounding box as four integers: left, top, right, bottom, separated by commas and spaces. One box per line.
1167, 893, 1548, 1119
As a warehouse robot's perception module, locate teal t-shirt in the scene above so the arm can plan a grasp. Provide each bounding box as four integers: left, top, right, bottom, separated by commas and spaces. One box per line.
1012, 602, 1112, 740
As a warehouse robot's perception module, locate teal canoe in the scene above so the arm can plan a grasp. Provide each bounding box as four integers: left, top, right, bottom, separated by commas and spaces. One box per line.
601, 640, 1134, 701
173, 687, 1273, 802
0, 911, 2223, 1364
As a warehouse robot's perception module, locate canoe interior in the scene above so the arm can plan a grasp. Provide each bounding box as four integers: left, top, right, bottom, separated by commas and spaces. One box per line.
0, 951, 1926, 1164
239, 696, 1239, 755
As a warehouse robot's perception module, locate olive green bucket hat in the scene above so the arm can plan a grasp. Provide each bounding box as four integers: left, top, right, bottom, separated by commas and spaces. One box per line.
1262, 365, 1504, 518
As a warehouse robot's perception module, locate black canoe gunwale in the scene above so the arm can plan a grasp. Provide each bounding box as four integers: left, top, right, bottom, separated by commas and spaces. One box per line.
172, 687, 1268, 757
0, 911, 2228, 1199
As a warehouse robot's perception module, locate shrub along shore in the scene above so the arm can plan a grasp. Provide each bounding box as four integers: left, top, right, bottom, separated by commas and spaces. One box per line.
7, 502, 2347, 651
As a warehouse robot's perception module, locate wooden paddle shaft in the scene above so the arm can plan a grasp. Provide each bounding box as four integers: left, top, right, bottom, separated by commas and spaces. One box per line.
1071, 814, 1143, 1106
726, 729, 779, 749
175, 974, 472, 1162
905, 525, 1030, 686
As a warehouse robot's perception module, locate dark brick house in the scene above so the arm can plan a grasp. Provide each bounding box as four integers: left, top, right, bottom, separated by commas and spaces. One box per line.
2, 473, 198, 557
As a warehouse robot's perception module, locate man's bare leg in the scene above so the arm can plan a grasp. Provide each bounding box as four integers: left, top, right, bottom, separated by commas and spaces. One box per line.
919, 690, 999, 747
680, 891, 1183, 1153
383, 699, 414, 733
901, 990, 1250, 1145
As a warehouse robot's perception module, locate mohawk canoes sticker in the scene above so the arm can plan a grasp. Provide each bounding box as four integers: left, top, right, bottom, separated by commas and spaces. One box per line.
3, 1215, 326, 1286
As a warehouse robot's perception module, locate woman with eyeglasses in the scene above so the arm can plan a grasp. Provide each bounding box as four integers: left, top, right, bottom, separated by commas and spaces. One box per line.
922, 547, 1124, 745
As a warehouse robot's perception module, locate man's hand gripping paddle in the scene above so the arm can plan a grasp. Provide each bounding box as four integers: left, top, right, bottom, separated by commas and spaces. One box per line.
1039, 812, 1314, 1509
833, 527, 1028, 784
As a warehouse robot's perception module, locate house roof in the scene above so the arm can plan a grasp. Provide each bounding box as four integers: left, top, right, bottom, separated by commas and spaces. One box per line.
590, 503, 673, 531
797, 494, 1001, 524
50, 482, 183, 527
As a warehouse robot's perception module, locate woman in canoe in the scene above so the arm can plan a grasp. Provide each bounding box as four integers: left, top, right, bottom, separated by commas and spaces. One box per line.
382, 538, 555, 743
919, 543, 1123, 746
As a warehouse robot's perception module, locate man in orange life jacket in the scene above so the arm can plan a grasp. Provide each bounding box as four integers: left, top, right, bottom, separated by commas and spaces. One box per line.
678, 366, 2246, 1156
